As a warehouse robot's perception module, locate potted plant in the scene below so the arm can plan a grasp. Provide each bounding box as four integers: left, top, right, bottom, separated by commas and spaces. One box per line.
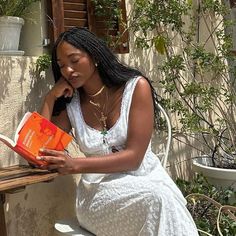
124, 0, 236, 190
0, 0, 40, 55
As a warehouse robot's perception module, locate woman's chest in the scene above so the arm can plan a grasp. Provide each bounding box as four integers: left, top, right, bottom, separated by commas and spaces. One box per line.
80, 87, 124, 131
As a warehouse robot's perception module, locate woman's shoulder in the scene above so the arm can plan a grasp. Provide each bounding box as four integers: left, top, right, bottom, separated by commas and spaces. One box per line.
136, 76, 150, 85
126, 75, 148, 87
131, 76, 151, 93
123, 76, 152, 102
127, 77, 152, 105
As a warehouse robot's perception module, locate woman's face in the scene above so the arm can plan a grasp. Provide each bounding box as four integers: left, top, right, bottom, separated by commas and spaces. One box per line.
56, 41, 97, 88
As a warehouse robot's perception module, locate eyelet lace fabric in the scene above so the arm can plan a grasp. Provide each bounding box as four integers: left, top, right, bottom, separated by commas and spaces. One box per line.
66, 77, 199, 236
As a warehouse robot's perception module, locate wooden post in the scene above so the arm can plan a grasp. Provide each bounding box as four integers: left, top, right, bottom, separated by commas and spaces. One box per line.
0, 193, 7, 236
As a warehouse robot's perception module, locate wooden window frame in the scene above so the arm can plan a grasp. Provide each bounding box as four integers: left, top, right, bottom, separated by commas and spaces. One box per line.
47, 0, 129, 54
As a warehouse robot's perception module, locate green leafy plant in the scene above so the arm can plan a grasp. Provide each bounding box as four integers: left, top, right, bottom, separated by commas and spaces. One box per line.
91, 0, 127, 50
35, 54, 51, 74
0, 0, 40, 17
176, 174, 236, 236
124, 0, 236, 169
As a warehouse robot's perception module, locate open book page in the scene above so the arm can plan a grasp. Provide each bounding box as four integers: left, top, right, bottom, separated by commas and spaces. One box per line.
0, 112, 38, 156
14, 112, 32, 143
0, 134, 15, 148
0, 112, 32, 149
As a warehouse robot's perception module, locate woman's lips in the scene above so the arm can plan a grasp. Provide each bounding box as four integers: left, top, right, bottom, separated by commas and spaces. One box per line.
68, 76, 79, 83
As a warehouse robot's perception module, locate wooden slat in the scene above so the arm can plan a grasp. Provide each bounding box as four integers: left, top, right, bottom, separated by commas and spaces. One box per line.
0, 165, 51, 181
0, 167, 58, 192
64, 3, 86, 11
64, 10, 87, 19
64, 26, 89, 31
64, 19, 87, 27
64, 0, 86, 3
64, 18, 87, 24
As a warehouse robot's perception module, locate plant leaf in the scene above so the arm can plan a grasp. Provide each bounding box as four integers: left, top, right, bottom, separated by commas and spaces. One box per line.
153, 35, 166, 55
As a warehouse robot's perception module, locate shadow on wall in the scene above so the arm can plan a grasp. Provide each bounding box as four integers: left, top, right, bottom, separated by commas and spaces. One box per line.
0, 56, 52, 113
25, 62, 53, 112
5, 174, 78, 236
0, 58, 12, 103
0, 56, 53, 167
119, 30, 164, 87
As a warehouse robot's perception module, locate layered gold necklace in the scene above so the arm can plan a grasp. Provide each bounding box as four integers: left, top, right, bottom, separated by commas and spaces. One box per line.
88, 85, 109, 144
87, 85, 105, 97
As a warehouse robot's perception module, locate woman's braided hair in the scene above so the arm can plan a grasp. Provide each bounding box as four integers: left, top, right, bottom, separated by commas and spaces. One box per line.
51, 27, 160, 128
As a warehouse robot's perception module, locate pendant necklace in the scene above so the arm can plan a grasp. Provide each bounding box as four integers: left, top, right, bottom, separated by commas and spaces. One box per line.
88, 86, 109, 144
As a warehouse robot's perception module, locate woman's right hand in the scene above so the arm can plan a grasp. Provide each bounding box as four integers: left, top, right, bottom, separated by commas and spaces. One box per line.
48, 77, 74, 100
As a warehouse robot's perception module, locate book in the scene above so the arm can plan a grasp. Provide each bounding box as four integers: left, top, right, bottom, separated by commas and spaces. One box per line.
0, 112, 73, 166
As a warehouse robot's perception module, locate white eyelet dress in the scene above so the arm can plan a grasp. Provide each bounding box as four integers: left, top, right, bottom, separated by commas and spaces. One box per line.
66, 77, 199, 236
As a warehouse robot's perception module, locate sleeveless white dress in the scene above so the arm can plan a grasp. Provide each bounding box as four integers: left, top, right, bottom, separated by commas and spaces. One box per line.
66, 77, 199, 236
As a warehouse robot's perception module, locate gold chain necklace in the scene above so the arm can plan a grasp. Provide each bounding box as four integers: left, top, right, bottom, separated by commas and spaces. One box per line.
87, 85, 105, 97
89, 90, 109, 144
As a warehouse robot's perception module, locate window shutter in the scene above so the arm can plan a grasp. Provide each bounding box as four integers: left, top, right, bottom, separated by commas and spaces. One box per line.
48, 0, 129, 53
48, 0, 88, 41
63, 0, 88, 31
230, 0, 236, 8
47, 0, 64, 43
88, 0, 129, 53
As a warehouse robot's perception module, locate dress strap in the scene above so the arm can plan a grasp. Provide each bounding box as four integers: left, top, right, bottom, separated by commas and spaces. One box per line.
122, 76, 142, 120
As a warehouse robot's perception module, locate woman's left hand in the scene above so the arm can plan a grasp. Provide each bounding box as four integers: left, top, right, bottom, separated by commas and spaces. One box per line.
37, 148, 75, 175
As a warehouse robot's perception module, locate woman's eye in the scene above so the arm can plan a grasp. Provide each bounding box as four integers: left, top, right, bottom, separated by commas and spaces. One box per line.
71, 59, 79, 64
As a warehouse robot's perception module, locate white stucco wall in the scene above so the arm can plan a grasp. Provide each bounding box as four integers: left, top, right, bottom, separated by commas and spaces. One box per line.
0, 56, 80, 236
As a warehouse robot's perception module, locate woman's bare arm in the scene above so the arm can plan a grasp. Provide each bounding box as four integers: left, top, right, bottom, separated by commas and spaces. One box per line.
40, 78, 73, 132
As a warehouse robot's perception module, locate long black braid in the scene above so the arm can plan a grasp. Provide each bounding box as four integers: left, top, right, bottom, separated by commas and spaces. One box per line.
51, 27, 160, 129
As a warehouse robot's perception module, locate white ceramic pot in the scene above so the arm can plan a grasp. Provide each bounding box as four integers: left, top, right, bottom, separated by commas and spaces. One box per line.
193, 155, 236, 190
0, 16, 24, 54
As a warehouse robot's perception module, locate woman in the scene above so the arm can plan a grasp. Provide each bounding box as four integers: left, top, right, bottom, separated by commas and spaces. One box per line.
38, 27, 199, 236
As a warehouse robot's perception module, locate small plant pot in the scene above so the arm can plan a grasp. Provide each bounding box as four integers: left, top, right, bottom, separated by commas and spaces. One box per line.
0, 16, 24, 55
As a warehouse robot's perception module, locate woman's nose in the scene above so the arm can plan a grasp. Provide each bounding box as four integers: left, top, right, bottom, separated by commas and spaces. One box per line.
63, 66, 74, 76
66, 66, 74, 73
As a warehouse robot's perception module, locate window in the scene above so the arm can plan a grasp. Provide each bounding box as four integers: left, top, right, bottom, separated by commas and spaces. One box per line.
47, 0, 129, 53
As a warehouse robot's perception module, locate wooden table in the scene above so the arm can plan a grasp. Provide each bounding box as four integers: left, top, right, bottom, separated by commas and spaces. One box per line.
0, 165, 58, 236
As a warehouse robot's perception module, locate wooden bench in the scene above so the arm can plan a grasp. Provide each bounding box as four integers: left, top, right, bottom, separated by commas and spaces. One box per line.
0, 165, 58, 236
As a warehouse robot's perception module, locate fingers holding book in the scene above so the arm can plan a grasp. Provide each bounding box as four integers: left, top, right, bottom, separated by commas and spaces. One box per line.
36, 148, 75, 175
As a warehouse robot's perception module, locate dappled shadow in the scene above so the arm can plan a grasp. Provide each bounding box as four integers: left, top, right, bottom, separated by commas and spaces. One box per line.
119, 30, 163, 86
0, 56, 53, 168
24, 63, 53, 112
0, 57, 13, 103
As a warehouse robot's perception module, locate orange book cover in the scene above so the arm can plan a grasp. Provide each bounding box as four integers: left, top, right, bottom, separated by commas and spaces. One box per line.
0, 112, 72, 166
